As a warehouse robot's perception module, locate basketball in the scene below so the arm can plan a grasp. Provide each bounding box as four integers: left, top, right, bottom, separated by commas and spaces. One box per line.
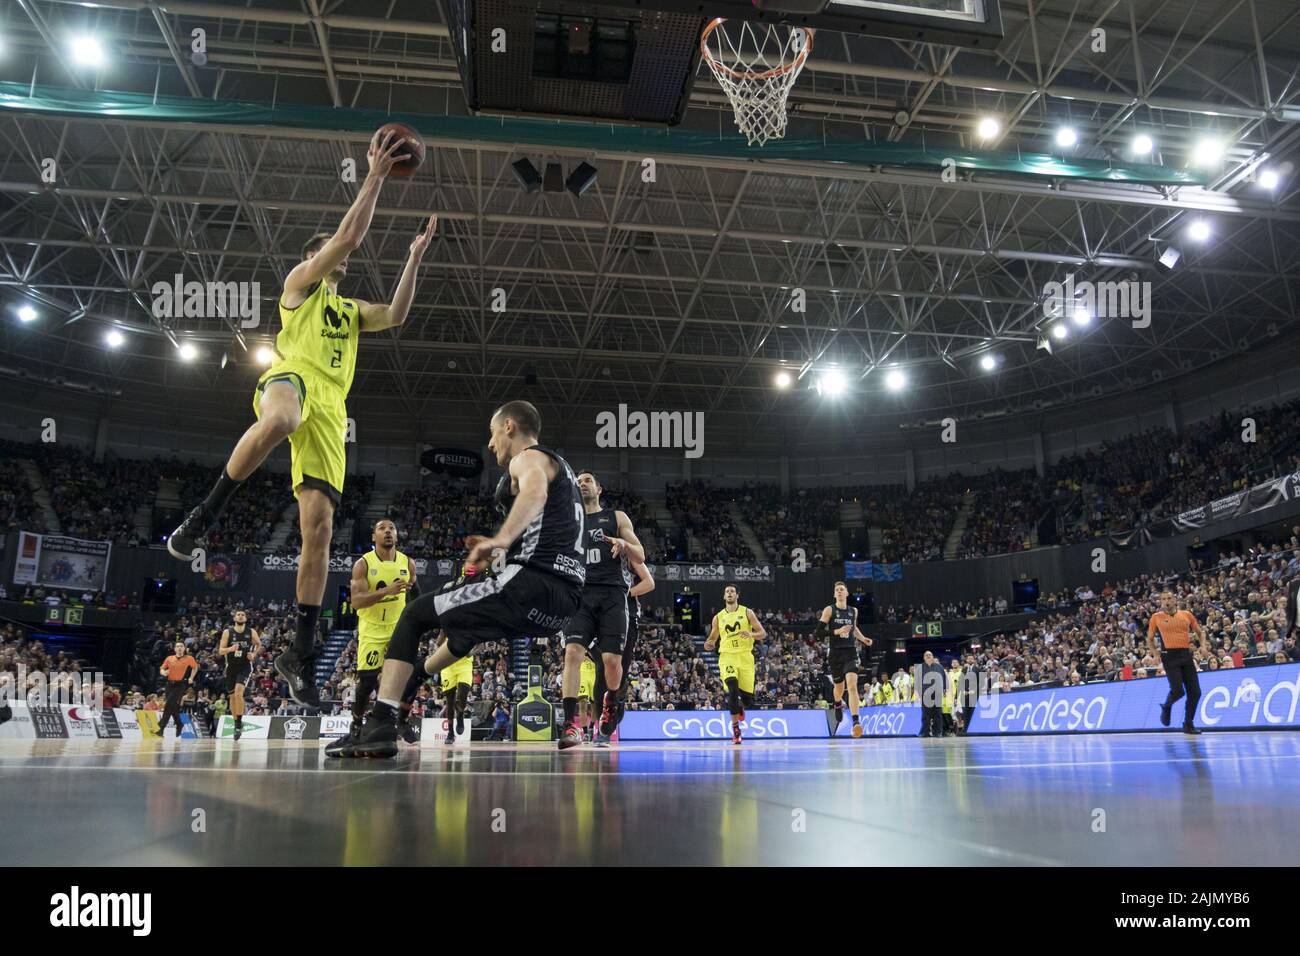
376, 121, 425, 177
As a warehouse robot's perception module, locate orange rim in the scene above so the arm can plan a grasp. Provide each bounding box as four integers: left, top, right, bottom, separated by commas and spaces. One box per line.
700, 17, 814, 82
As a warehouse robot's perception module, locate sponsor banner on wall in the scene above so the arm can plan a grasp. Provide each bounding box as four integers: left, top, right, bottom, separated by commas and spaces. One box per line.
968, 662, 1300, 735
319, 714, 353, 740
420, 446, 484, 479
1169, 470, 1300, 533
29, 704, 68, 738
261, 553, 355, 573
216, 715, 273, 739
268, 715, 319, 740
113, 708, 142, 740
63, 706, 100, 738
617, 706, 918, 740
0, 701, 34, 739
12, 531, 112, 591
644, 564, 773, 584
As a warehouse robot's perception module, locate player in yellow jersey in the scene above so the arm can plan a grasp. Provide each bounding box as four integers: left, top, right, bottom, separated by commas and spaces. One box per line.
577, 655, 598, 742
703, 585, 766, 745
432, 633, 474, 746
167, 128, 438, 707
343, 519, 417, 744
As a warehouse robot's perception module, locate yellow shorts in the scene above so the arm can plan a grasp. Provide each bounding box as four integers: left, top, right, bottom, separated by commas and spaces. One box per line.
254, 363, 347, 506
579, 661, 596, 700
718, 652, 755, 695
440, 656, 473, 692
357, 625, 394, 672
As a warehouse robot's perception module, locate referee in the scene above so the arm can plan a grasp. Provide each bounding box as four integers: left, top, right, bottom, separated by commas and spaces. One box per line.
157, 641, 198, 737
1147, 591, 1205, 735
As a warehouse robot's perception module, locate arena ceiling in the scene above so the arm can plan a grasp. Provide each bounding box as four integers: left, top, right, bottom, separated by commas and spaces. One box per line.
0, 0, 1298, 448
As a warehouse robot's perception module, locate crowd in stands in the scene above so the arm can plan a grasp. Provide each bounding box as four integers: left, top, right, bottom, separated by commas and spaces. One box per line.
957, 468, 1045, 558
957, 536, 1300, 694
282, 473, 376, 555
665, 481, 753, 563
0, 440, 39, 533
733, 483, 837, 566
33, 444, 158, 545
170, 458, 295, 553
878, 597, 1008, 623
386, 482, 498, 560
868, 477, 968, 563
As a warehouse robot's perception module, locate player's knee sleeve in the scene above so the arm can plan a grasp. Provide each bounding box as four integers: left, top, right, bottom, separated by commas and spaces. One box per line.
725, 677, 740, 713
457, 683, 470, 711
739, 690, 754, 709
387, 593, 440, 665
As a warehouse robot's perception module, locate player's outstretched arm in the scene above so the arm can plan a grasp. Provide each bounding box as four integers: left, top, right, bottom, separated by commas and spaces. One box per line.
283, 129, 409, 302
360, 215, 438, 332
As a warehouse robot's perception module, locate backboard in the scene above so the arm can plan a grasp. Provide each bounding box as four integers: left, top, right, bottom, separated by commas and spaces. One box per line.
616, 0, 1003, 47
439, 0, 1001, 128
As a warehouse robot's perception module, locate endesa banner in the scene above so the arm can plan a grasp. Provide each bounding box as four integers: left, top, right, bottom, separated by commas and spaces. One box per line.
968, 662, 1300, 735
618, 705, 919, 740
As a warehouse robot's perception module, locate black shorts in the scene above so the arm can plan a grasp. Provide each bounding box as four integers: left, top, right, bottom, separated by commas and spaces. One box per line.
432, 564, 582, 659
225, 668, 250, 693
829, 647, 860, 683
563, 584, 630, 656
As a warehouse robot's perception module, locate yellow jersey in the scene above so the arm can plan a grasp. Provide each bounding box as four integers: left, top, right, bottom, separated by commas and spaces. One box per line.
275, 279, 361, 395
356, 548, 411, 632
716, 604, 755, 655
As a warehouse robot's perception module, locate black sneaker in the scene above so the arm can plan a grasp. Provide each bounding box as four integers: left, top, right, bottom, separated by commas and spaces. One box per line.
233, 725, 242, 741
325, 713, 397, 758
1183, 725, 1201, 735
166, 505, 212, 562
444, 730, 455, 745
325, 722, 360, 757
0, 702, 11, 725
274, 647, 319, 708
1160, 702, 1172, 727
398, 717, 420, 744
558, 723, 583, 750
455, 713, 465, 736
599, 694, 617, 737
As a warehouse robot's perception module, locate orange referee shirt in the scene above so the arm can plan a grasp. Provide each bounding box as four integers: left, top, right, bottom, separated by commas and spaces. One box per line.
162, 654, 197, 681
1148, 610, 1197, 650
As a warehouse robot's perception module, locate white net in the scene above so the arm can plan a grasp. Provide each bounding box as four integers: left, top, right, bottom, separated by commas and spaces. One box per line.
700, 18, 814, 147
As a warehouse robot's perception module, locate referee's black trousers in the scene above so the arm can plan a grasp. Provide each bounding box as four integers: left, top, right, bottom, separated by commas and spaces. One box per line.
160, 680, 187, 730
1161, 648, 1201, 726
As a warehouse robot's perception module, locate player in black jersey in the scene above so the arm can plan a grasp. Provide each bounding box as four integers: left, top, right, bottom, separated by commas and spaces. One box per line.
819, 582, 873, 738
603, 555, 655, 740
218, 609, 261, 740
557, 472, 647, 750
328, 400, 584, 758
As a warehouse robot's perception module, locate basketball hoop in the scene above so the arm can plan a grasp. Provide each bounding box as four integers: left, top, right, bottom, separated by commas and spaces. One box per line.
700, 17, 814, 147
